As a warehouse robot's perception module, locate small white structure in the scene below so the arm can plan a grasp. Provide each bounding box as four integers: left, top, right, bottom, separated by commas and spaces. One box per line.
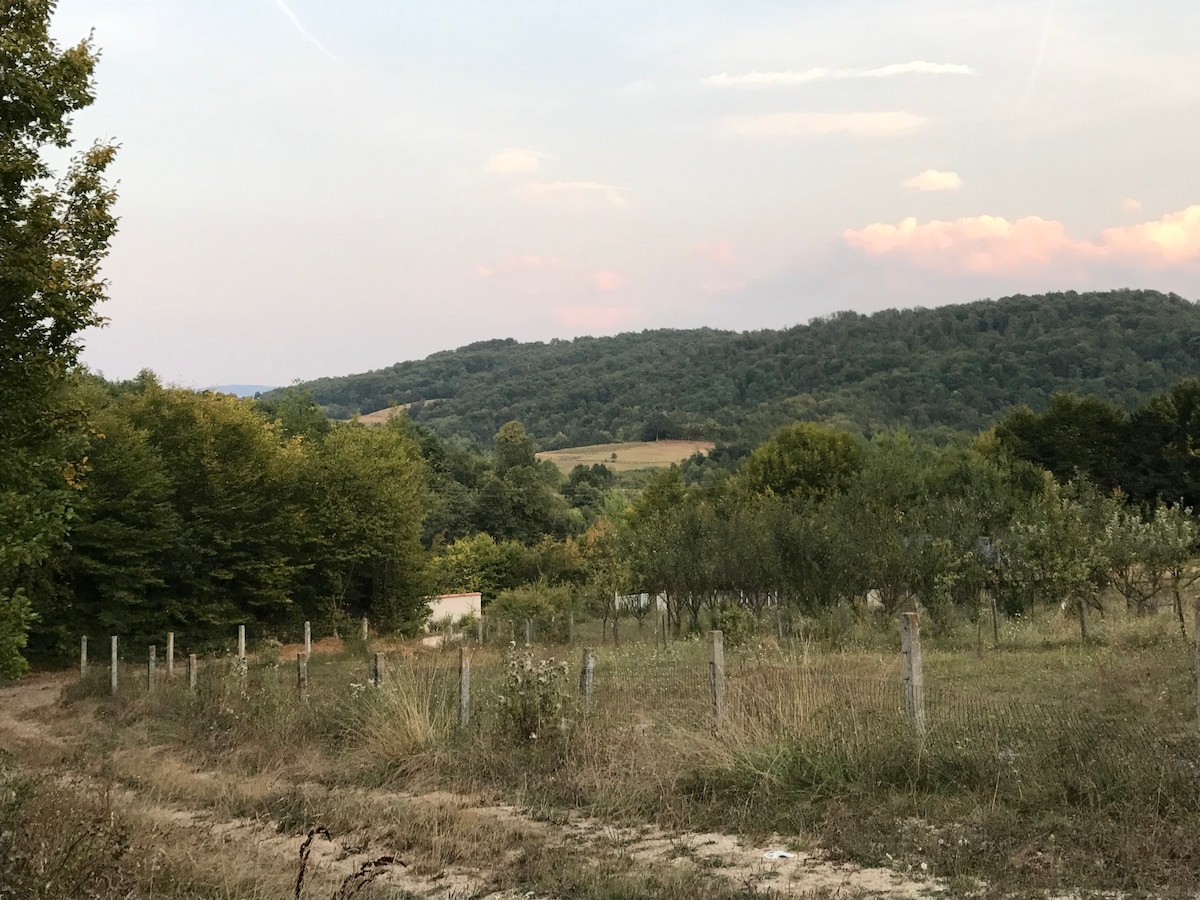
426, 592, 482, 628
615, 591, 668, 613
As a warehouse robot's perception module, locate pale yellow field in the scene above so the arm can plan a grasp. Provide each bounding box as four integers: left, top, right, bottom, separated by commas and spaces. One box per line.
537, 439, 714, 473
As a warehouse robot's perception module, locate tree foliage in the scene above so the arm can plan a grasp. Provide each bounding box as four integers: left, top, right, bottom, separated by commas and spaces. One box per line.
0, 2, 117, 678
275, 290, 1200, 449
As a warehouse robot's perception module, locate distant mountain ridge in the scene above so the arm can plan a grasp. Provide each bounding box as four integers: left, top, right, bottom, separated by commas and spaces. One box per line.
271, 290, 1200, 448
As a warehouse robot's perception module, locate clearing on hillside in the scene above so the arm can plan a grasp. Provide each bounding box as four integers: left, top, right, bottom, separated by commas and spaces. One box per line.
355, 400, 444, 426
537, 440, 713, 473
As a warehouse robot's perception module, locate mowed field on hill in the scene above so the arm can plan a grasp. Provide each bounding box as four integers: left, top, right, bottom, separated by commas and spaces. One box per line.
537, 440, 713, 473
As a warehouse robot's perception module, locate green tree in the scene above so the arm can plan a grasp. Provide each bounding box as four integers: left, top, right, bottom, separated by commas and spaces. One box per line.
302, 419, 429, 632
738, 422, 863, 502
0, 2, 117, 678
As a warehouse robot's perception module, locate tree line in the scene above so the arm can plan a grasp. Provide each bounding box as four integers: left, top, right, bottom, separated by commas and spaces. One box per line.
5, 1, 1200, 679
275, 288, 1200, 450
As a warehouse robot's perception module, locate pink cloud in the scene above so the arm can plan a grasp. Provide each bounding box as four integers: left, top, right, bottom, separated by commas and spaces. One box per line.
696, 240, 736, 266
592, 271, 624, 291
556, 306, 638, 331
1100, 206, 1200, 264
1122, 198, 1143, 213
843, 206, 1200, 274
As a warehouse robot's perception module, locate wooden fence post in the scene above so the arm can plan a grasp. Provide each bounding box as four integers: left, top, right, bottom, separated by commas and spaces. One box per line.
707, 630, 725, 727
459, 646, 471, 727
110, 636, 118, 695
901, 612, 927, 739
80, 636, 87, 677
148, 645, 156, 693
579, 649, 595, 716
188, 654, 197, 691
371, 653, 385, 687
297, 652, 308, 702
166, 632, 175, 679
304, 620, 311, 657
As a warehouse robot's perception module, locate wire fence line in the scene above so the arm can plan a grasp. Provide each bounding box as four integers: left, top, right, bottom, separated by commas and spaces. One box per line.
85, 616, 1200, 781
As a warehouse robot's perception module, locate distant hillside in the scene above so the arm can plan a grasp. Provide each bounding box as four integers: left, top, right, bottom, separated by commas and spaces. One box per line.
273, 290, 1200, 448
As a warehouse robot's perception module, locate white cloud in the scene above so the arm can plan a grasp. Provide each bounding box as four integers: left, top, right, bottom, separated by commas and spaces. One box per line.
525, 181, 629, 206
486, 148, 546, 174
902, 170, 963, 191
1122, 197, 1143, 213
704, 61, 973, 88
475, 254, 551, 277
724, 111, 925, 138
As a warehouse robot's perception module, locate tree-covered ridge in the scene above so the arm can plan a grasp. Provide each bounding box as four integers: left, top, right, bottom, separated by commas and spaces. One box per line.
276, 289, 1200, 449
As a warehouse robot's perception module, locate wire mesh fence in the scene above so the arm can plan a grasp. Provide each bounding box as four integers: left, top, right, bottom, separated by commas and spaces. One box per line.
84, 623, 1200, 793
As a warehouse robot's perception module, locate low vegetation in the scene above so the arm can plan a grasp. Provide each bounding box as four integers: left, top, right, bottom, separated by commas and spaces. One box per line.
5, 603, 1200, 898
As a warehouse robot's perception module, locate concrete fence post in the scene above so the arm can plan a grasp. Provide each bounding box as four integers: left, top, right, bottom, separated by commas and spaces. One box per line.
166, 632, 175, 679
459, 646, 471, 728
371, 652, 385, 687
524, 618, 531, 648
707, 630, 725, 727
297, 652, 308, 702
901, 612, 927, 739
1194, 604, 1200, 737
361, 616, 369, 644
110, 636, 118, 695
148, 645, 156, 693
304, 620, 311, 658
188, 654, 197, 691
237, 624, 246, 675
80, 635, 87, 677
579, 649, 595, 716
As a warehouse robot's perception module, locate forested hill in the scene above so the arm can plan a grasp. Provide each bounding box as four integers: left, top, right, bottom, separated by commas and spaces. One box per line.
277, 289, 1200, 448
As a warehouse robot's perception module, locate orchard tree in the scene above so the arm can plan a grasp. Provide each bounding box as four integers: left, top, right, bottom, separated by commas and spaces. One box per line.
0, 2, 117, 678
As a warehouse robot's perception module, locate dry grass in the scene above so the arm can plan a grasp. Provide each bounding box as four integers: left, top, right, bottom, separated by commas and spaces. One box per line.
10, 601, 1200, 897
536, 439, 714, 473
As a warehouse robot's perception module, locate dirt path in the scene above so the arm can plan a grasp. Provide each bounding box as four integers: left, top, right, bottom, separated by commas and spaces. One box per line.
0, 670, 72, 745
0, 671, 944, 899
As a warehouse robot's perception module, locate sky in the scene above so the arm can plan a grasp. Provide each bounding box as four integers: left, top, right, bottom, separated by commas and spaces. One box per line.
50, 0, 1200, 389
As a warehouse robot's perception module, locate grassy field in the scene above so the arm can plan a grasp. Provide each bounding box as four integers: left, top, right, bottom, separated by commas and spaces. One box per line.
4, 601, 1200, 898
536, 440, 714, 473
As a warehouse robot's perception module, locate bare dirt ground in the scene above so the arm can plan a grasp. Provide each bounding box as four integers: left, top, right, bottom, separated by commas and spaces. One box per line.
0, 672, 944, 899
